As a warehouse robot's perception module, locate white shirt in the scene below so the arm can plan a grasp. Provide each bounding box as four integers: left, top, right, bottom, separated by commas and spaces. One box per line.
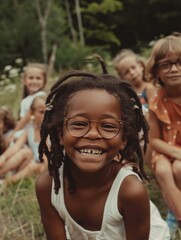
20, 91, 46, 118
51, 165, 170, 240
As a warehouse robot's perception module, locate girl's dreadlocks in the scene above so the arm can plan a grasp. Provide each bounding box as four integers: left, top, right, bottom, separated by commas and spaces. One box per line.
39, 56, 149, 194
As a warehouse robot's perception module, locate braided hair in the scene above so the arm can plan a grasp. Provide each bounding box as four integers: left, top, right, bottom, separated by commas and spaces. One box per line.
39, 57, 149, 194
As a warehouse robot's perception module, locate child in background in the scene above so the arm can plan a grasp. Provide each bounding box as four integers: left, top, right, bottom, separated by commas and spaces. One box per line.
147, 35, 181, 238
0, 106, 16, 156
113, 49, 155, 114
113, 49, 155, 168
0, 106, 16, 165
0, 95, 47, 185
0, 134, 6, 155
36, 61, 170, 239
0, 106, 16, 147
20, 63, 47, 118
7, 63, 47, 141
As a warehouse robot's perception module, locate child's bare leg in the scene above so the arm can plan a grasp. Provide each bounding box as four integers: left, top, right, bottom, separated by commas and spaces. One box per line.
6, 161, 46, 184
154, 158, 181, 219
15, 148, 33, 172
0, 148, 33, 175
172, 160, 181, 190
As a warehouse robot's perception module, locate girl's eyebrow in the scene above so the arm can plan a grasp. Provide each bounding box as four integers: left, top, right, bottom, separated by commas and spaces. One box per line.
67, 113, 120, 119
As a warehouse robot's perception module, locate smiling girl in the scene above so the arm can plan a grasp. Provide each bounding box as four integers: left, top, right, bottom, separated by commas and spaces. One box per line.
147, 35, 181, 238
36, 59, 169, 240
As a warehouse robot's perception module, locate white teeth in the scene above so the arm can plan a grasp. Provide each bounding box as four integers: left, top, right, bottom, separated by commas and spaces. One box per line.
79, 148, 103, 156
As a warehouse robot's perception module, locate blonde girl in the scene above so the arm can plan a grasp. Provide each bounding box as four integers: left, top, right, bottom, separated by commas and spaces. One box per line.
114, 49, 156, 168
114, 49, 155, 113
7, 63, 47, 142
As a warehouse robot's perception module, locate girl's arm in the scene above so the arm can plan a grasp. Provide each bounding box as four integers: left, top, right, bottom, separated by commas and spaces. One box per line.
6, 111, 31, 144
149, 110, 181, 160
0, 131, 27, 167
119, 175, 150, 240
35, 170, 67, 240
16, 111, 31, 131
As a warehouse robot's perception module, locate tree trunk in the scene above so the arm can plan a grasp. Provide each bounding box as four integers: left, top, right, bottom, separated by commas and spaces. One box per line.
75, 0, 85, 46
35, 0, 52, 63
47, 44, 57, 79
64, 0, 77, 46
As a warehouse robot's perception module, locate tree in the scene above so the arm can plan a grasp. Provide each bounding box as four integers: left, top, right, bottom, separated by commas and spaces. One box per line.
75, 0, 85, 46
82, 0, 122, 51
35, 0, 52, 63
64, 0, 77, 46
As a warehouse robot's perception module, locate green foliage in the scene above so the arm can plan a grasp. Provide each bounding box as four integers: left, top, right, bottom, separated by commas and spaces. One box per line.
55, 39, 105, 70
82, 0, 122, 50
0, 0, 68, 69
1, 0, 181, 74
86, 0, 122, 14
0, 1, 42, 67
47, 3, 69, 51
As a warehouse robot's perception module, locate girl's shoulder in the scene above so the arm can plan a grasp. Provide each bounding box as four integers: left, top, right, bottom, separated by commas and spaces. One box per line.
145, 82, 157, 95
34, 90, 47, 97
21, 91, 46, 102
118, 169, 148, 212
145, 82, 155, 89
113, 165, 145, 200
120, 173, 145, 196
35, 170, 52, 196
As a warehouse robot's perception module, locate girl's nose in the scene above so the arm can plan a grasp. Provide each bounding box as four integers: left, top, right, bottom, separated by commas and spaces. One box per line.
84, 122, 102, 139
170, 63, 179, 72
129, 68, 135, 76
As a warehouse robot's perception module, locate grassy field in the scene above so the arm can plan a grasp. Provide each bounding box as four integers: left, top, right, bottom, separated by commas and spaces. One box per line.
0, 178, 46, 240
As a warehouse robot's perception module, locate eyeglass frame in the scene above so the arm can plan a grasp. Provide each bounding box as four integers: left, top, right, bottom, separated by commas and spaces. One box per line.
157, 58, 181, 74
64, 117, 124, 139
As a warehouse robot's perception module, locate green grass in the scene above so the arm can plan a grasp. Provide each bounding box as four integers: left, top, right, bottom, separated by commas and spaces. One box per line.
0, 178, 46, 240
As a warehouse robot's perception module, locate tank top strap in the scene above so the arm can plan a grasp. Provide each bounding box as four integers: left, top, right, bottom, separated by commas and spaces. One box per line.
103, 166, 140, 222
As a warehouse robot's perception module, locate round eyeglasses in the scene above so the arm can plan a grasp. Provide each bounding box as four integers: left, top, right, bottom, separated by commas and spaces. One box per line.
158, 59, 181, 74
64, 116, 124, 139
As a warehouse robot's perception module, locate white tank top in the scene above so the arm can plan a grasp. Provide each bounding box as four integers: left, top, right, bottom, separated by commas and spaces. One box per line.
51, 165, 170, 240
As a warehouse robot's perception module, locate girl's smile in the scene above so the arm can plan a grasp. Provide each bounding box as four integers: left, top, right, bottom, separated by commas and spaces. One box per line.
24, 67, 45, 95
60, 89, 125, 172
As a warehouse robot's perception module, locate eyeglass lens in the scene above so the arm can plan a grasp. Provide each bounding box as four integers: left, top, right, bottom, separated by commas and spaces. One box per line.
65, 117, 122, 139
158, 59, 181, 73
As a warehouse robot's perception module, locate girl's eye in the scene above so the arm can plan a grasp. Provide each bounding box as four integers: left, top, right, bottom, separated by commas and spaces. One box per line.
101, 123, 118, 131
122, 70, 129, 76
70, 121, 88, 128
160, 63, 169, 69
177, 60, 181, 66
